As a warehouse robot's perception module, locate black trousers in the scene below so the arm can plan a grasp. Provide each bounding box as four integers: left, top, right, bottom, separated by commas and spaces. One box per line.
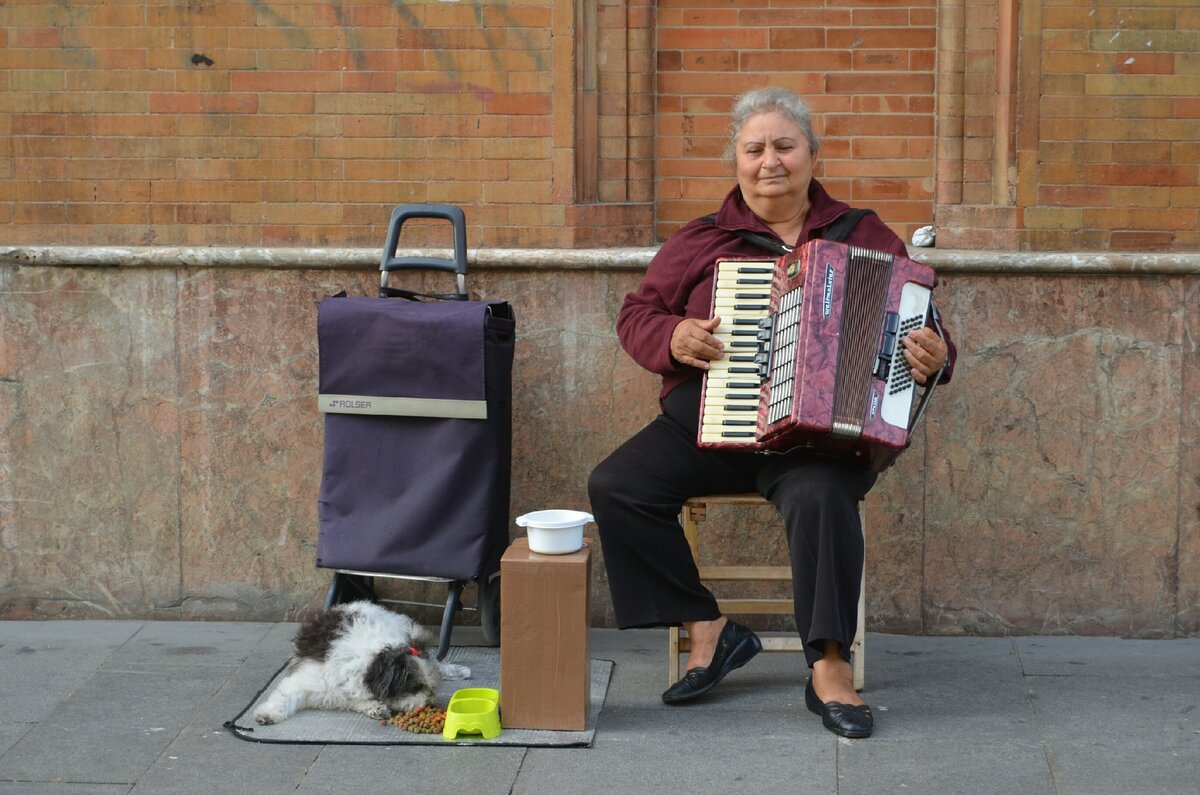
588, 405, 876, 667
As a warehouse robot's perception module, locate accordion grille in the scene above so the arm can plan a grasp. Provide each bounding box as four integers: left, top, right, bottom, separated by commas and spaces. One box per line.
830, 247, 893, 438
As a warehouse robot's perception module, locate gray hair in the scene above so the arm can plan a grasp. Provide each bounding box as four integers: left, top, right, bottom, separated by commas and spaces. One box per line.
723, 87, 820, 164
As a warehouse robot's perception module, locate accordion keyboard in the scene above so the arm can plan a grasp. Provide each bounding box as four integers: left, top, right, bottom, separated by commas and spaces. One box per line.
698, 259, 776, 445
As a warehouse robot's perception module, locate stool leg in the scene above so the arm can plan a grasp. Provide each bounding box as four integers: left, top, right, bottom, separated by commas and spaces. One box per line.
667, 501, 705, 686
851, 504, 866, 691
852, 575, 865, 691
668, 626, 681, 686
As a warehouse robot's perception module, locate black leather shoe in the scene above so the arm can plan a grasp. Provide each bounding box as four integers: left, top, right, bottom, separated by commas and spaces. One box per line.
805, 677, 873, 738
661, 620, 762, 704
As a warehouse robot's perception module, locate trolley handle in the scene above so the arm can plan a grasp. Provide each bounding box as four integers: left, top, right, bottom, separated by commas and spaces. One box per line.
379, 204, 469, 300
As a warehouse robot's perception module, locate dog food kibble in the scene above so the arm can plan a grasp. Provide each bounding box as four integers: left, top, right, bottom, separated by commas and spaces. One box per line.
386, 705, 446, 734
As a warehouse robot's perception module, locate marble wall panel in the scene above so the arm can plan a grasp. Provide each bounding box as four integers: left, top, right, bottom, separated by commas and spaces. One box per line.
1176, 278, 1199, 635
500, 269, 660, 627
924, 274, 1184, 637
172, 268, 357, 619
864, 433, 929, 635
504, 269, 659, 517
0, 267, 182, 617
858, 273, 962, 635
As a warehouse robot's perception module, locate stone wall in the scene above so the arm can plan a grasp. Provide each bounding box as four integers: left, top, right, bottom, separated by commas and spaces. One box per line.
2, 247, 1197, 639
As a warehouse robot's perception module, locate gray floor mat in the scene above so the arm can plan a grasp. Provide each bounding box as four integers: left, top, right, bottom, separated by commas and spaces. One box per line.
226, 647, 613, 748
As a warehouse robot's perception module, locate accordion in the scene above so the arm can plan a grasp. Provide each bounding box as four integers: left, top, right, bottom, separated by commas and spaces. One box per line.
697, 239, 944, 471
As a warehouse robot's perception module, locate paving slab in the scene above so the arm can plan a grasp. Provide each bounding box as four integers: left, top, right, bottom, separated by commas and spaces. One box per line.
99, 621, 278, 671
0, 726, 28, 760
836, 738, 1055, 795
1027, 674, 1200, 795
130, 730, 319, 795
0, 783, 129, 795
1, 665, 235, 785
516, 727, 835, 795
1016, 636, 1200, 677
295, 745, 525, 795
524, 626, 837, 794
129, 645, 321, 794
0, 621, 141, 721
850, 635, 1039, 744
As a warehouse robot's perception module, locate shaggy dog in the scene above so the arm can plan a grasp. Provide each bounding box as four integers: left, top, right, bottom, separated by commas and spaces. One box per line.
253, 600, 470, 724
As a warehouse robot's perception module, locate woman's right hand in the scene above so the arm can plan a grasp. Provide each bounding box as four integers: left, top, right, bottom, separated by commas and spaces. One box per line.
670, 316, 724, 369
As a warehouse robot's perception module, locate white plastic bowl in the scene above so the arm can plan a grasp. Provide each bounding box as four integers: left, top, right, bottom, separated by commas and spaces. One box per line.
515, 509, 594, 555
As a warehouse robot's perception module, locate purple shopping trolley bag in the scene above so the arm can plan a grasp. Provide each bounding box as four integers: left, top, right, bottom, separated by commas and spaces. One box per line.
315, 295, 515, 582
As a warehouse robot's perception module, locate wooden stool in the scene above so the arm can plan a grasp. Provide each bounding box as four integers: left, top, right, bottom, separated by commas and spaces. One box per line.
667, 493, 866, 691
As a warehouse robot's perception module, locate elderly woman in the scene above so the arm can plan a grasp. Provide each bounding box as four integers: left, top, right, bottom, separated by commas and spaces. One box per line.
588, 87, 955, 739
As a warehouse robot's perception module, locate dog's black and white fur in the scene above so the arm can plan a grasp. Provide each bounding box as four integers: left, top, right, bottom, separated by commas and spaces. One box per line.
253, 600, 470, 724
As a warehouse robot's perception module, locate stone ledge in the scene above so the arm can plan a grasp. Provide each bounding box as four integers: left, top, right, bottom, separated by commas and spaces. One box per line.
3, 245, 1199, 274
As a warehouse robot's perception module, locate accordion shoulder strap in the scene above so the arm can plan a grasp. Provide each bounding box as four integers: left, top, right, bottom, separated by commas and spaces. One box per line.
819, 208, 876, 243
697, 207, 875, 254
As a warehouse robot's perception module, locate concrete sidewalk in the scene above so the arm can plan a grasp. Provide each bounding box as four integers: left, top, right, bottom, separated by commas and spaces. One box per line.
1, 620, 1197, 794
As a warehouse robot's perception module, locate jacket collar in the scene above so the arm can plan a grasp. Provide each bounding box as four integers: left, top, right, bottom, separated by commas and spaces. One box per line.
715, 179, 851, 243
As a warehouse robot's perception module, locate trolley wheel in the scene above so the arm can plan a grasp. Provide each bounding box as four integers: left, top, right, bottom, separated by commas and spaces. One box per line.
479, 573, 501, 646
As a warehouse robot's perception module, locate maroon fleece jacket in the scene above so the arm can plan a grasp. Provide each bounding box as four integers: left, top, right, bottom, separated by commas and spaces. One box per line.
617, 180, 956, 405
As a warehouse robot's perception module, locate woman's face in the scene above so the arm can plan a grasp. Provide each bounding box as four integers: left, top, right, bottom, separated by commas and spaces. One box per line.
734, 111, 818, 208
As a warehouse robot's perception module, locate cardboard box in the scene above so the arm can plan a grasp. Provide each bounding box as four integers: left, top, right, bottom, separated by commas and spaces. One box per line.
499, 536, 592, 731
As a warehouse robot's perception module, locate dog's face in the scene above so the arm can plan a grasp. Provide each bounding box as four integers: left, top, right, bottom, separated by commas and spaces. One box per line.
363, 646, 439, 708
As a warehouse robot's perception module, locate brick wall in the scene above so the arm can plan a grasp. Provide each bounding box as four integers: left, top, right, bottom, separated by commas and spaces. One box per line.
654, 0, 937, 243
936, 0, 1200, 250
0, 0, 652, 249
2, 1, 1199, 251
1033, 0, 1200, 250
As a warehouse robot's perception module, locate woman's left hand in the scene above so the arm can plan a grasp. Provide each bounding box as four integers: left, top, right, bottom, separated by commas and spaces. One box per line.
901, 327, 948, 385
